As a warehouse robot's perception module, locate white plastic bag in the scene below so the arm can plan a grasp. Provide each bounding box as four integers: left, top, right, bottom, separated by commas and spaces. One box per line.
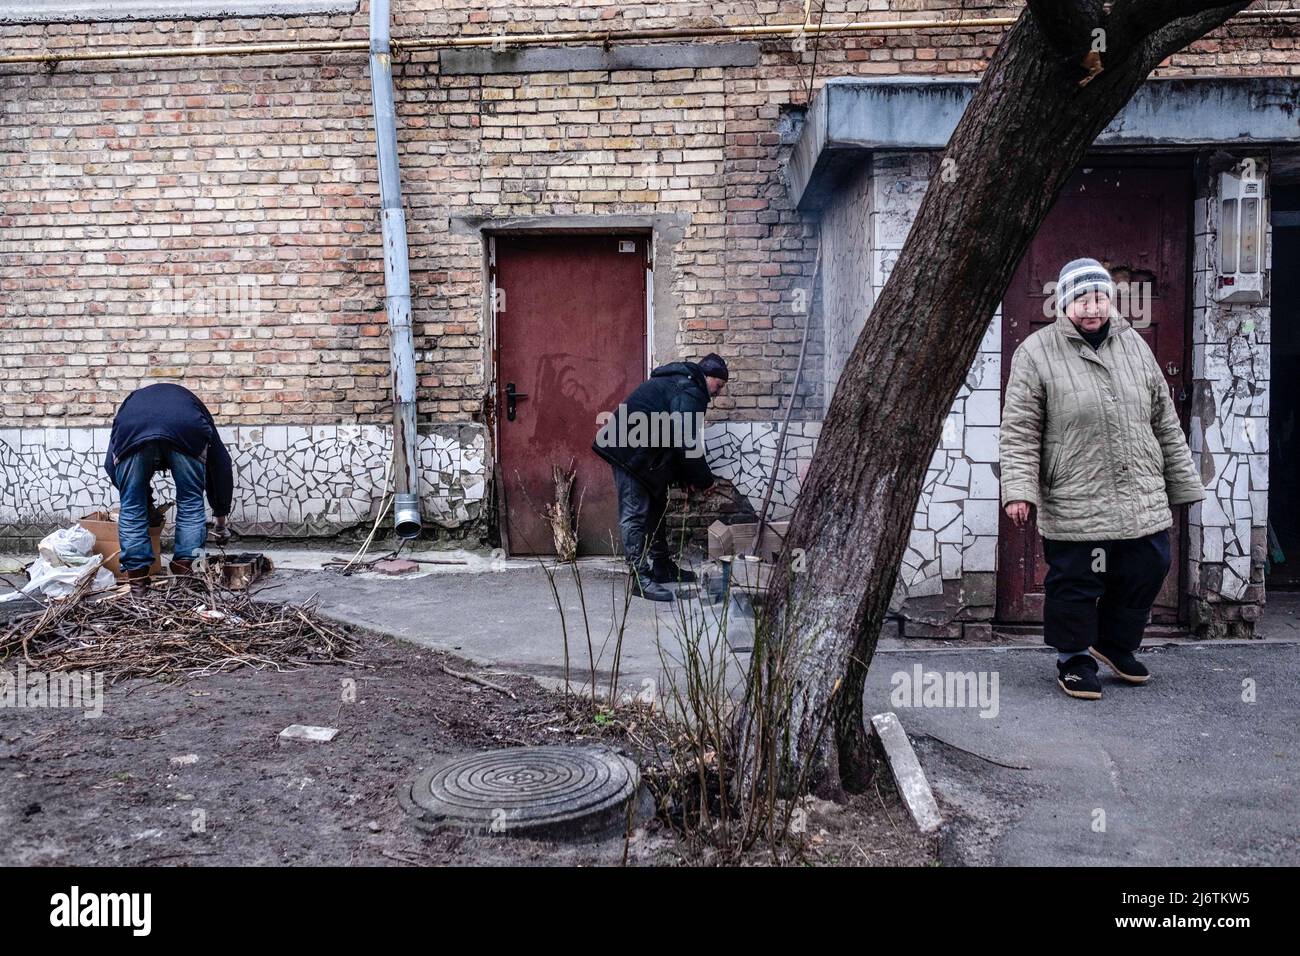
37, 524, 97, 566
23, 553, 116, 599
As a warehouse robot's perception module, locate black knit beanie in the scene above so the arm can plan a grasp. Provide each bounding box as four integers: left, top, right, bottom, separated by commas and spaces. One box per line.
697, 353, 729, 381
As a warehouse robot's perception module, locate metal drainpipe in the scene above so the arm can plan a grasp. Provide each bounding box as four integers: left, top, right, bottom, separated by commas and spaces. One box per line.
369, 0, 421, 539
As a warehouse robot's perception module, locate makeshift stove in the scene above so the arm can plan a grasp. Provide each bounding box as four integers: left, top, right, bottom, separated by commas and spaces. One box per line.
202, 552, 274, 590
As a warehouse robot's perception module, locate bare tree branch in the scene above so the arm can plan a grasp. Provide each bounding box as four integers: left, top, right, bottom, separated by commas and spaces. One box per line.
1109, 0, 1256, 42
1032, 0, 1253, 82
1138, 2, 1253, 72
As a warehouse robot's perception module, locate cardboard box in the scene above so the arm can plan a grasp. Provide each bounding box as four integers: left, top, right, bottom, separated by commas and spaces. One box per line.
725, 554, 771, 593
78, 511, 163, 580
707, 519, 789, 562
728, 522, 758, 557
707, 520, 734, 559
754, 521, 789, 563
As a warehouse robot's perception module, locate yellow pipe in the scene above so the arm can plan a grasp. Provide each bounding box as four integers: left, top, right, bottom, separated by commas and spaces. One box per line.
0, 9, 1295, 67
0, 39, 368, 64
400, 17, 1021, 52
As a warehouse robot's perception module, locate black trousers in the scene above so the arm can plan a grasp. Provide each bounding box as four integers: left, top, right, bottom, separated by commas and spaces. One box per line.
611, 463, 671, 573
1041, 528, 1172, 653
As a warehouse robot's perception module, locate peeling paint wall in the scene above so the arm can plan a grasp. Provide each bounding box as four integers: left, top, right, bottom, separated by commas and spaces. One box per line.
820, 157, 874, 405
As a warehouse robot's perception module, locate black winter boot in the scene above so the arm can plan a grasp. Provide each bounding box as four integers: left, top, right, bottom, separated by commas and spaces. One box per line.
631, 566, 675, 602
651, 558, 697, 584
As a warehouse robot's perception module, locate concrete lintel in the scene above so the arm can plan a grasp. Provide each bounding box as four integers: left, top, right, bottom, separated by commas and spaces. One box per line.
791, 76, 1300, 211
439, 42, 760, 76
451, 212, 689, 237
0, 1, 358, 22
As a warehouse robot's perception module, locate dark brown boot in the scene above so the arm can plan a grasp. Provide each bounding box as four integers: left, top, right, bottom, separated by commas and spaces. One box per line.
126, 567, 151, 593
170, 558, 193, 577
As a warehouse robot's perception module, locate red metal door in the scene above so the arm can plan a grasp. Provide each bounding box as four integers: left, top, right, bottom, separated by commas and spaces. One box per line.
493, 234, 648, 556
997, 160, 1192, 623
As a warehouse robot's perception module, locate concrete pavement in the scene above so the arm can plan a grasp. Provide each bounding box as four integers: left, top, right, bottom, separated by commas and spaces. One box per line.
262, 551, 710, 696
261, 550, 1300, 866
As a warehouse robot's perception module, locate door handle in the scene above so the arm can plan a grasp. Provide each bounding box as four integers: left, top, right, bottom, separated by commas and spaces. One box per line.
504, 382, 528, 422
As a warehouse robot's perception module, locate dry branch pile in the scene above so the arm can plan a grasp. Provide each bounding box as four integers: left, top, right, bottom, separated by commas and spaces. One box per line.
0, 573, 357, 683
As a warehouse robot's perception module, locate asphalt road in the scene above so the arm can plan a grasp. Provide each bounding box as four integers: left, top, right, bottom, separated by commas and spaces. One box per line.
866, 642, 1300, 865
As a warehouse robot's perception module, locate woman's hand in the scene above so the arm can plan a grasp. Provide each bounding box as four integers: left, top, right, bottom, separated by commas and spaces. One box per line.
1004, 501, 1033, 529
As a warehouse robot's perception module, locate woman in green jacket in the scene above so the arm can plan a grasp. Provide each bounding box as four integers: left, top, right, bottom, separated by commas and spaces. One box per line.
1000, 258, 1205, 700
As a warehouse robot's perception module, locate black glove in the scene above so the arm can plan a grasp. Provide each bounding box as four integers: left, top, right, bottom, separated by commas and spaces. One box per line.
148, 501, 173, 528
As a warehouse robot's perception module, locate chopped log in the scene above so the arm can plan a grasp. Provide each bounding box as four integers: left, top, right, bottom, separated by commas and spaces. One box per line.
544, 462, 579, 563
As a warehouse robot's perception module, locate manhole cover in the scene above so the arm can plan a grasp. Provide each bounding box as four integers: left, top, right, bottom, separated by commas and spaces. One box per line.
401, 745, 641, 839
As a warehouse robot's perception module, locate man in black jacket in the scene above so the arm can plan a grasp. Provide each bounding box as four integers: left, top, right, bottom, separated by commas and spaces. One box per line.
104, 383, 234, 586
592, 353, 727, 601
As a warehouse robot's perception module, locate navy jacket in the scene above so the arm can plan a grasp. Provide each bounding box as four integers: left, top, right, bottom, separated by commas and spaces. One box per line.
104, 383, 234, 517
592, 361, 715, 494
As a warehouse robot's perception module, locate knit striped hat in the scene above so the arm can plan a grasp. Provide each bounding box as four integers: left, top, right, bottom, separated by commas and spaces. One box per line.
1056, 258, 1115, 316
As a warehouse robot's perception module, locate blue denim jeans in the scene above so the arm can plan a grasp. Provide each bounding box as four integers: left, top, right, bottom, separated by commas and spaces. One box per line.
113, 440, 208, 571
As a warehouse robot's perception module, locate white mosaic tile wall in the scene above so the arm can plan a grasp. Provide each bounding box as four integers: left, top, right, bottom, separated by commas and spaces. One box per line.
0, 423, 486, 536
1187, 155, 1271, 610
861, 153, 1005, 602
0, 416, 801, 539
704, 421, 821, 520
899, 318, 1003, 599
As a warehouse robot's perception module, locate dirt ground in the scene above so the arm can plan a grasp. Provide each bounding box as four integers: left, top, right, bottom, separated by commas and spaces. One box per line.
0, 627, 936, 867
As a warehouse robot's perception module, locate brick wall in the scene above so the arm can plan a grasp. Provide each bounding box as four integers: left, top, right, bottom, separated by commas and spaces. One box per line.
3, 1, 1295, 433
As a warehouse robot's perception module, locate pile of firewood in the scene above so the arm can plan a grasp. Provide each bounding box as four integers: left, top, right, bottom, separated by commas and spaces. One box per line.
0, 572, 357, 683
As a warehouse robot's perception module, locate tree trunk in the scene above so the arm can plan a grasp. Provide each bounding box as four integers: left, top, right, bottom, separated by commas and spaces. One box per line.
764, 1, 1251, 798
